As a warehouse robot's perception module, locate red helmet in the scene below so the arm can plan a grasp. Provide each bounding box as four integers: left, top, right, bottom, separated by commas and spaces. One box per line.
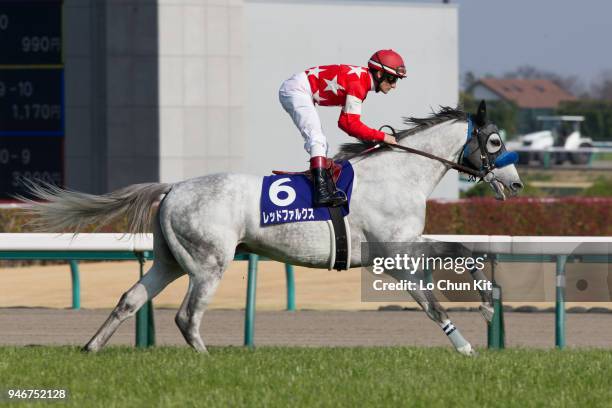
368, 49, 406, 78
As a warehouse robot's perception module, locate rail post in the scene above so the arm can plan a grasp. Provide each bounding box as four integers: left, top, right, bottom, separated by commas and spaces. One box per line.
135, 252, 155, 348
543, 151, 551, 168
69, 260, 80, 310
244, 253, 259, 347
285, 264, 296, 311
555, 255, 567, 348
487, 283, 505, 349
487, 256, 505, 349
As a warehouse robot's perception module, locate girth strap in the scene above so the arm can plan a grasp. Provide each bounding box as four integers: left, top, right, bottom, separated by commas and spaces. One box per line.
327, 206, 348, 270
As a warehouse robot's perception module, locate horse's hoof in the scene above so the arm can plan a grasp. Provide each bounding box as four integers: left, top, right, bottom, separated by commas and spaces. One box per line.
457, 343, 477, 357
81, 343, 97, 353
479, 304, 494, 323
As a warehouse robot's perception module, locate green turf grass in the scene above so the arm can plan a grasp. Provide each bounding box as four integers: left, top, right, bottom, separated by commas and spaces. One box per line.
1, 346, 611, 407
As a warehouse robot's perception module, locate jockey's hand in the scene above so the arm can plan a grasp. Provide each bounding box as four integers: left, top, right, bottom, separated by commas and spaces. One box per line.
383, 133, 398, 145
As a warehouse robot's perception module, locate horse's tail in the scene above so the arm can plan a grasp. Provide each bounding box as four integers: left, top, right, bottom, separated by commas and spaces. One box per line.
19, 180, 172, 234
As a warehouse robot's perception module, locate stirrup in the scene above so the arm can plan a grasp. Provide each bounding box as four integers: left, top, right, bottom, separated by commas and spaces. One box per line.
313, 186, 346, 207
329, 189, 348, 207
321, 169, 347, 207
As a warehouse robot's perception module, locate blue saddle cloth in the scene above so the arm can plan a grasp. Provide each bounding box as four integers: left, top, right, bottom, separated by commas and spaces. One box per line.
260, 161, 354, 226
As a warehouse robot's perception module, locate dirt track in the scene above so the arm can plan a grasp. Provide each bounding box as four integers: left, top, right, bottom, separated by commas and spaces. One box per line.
1, 308, 611, 349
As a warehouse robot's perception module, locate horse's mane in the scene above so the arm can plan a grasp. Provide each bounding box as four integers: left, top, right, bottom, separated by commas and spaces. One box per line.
333, 106, 468, 160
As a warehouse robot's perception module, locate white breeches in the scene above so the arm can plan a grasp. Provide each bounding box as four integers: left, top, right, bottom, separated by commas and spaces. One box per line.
279, 72, 327, 157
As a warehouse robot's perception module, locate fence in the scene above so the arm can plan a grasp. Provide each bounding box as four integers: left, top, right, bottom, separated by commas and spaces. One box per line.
1, 233, 610, 349
0, 233, 295, 348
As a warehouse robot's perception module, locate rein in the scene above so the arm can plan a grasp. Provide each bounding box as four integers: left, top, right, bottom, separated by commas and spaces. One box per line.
344, 124, 485, 179
382, 142, 484, 178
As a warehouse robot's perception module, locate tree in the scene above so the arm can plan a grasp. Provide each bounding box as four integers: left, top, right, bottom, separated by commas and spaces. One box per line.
461, 71, 477, 91
590, 70, 612, 101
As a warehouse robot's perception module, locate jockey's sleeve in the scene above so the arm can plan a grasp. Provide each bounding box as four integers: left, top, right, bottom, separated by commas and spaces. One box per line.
337, 94, 385, 142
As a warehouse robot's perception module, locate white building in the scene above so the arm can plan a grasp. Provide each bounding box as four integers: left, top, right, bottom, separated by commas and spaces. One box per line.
64, 0, 459, 198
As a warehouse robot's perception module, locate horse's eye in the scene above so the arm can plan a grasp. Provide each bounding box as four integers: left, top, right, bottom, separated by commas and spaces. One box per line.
486, 134, 502, 153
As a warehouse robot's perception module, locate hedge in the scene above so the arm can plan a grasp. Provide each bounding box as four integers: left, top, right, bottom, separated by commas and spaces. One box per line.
1, 197, 611, 236
424, 197, 612, 236
0, 209, 129, 233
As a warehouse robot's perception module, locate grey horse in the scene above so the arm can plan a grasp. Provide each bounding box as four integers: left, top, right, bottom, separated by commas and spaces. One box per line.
23, 104, 523, 356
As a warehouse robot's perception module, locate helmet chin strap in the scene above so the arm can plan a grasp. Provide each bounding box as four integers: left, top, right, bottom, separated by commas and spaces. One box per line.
371, 70, 382, 92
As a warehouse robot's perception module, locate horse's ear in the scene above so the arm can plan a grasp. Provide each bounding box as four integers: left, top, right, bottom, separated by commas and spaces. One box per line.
475, 100, 487, 126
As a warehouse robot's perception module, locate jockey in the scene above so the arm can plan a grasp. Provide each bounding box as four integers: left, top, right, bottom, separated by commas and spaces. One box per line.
279, 49, 406, 207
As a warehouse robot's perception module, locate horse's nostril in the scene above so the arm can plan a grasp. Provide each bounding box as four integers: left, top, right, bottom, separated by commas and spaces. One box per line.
512, 182, 524, 191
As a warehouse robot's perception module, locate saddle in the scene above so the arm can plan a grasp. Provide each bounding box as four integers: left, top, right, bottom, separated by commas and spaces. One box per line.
272, 158, 349, 271
272, 158, 343, 184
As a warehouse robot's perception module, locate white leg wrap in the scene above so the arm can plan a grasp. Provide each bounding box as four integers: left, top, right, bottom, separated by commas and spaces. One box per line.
441, 319, 475, 356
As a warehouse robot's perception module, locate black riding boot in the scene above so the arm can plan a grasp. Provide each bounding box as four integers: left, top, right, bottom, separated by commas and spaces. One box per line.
310, 156, 347, 207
